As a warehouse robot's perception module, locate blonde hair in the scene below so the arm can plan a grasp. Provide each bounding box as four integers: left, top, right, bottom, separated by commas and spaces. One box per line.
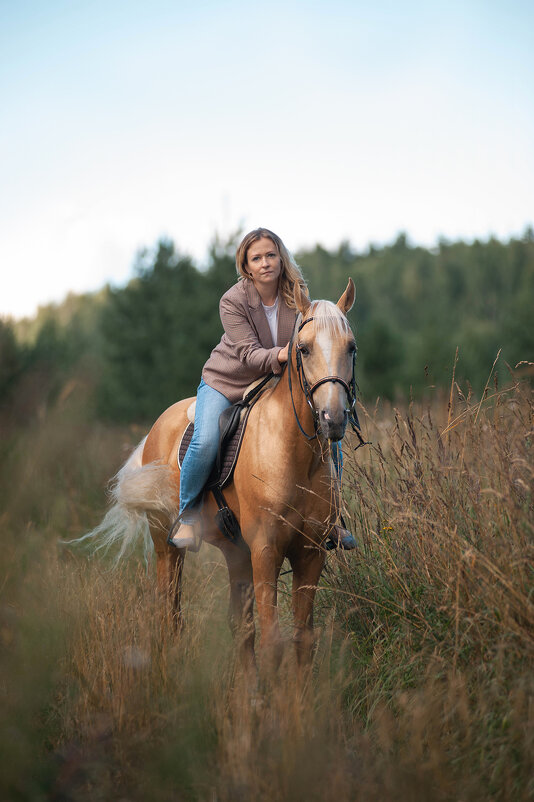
235, 228, 308, 310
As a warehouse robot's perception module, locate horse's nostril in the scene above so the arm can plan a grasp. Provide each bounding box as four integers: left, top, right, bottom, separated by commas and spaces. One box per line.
320, 410, 346, 424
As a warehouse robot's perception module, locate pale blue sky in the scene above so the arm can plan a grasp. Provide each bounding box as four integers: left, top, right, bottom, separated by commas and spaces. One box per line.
1, 0, 533, 317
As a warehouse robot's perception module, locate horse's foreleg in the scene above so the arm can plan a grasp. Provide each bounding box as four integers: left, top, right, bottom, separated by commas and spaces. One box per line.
220, 543, 256, 672
250, 541, 285, 667
288, 545, 325, 665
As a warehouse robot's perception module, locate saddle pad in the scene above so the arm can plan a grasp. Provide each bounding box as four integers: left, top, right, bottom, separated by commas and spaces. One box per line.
178, 404, 253, 489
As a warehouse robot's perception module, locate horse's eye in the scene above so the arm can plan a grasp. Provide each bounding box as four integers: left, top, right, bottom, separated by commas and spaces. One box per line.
348, 342, 356, 356
298, 344, 310, 357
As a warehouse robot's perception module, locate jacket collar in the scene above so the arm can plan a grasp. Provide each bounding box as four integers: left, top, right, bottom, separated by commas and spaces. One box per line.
243, 278, 297, 348
243, 277, 262, 309
277, 292, 297, 346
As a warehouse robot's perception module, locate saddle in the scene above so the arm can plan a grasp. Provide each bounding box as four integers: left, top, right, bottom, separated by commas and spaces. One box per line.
178, 404, 253, 489
177, 373, 276, 547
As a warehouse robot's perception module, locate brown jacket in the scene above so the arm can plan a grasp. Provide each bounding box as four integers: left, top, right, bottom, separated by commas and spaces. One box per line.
202, 278, 297, 402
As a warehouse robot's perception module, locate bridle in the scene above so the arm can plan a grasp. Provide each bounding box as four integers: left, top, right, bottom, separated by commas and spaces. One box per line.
287, 314, 368, 448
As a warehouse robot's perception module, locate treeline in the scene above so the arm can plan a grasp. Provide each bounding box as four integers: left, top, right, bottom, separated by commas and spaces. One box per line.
1, 229, 533, 425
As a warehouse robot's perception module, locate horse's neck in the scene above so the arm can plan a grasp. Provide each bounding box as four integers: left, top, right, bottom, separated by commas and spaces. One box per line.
271, 359, 326, 471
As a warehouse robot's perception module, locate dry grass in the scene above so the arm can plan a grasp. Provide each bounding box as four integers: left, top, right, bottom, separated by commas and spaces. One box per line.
0, 378, 532, 800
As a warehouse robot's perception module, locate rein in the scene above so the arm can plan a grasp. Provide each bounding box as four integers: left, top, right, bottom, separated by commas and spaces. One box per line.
287, 315, 368, 448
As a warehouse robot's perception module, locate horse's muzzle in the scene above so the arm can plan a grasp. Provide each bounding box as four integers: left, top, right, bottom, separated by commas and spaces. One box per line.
318, 408, 348, 441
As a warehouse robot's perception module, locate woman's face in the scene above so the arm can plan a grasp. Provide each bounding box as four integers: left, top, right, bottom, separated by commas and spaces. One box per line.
246, 237, 282, 290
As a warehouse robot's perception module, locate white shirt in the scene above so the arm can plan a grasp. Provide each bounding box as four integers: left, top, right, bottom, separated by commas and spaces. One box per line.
261, 297, 279, 345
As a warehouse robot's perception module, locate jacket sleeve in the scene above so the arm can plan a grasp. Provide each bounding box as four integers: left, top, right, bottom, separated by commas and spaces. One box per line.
219, 296, 283, 375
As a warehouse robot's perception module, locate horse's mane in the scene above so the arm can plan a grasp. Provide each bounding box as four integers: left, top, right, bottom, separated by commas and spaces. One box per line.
305, 300, 352, 337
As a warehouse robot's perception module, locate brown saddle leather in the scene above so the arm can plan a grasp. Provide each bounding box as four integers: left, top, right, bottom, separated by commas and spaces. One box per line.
177, 373, 275, 547
178, 403, 254, 489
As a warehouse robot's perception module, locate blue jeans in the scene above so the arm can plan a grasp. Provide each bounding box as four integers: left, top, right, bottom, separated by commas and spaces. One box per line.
179, 379, 232, 523
179, 379, 344, 523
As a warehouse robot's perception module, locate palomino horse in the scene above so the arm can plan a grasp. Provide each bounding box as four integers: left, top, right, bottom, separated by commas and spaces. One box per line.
89, 279, 357, 666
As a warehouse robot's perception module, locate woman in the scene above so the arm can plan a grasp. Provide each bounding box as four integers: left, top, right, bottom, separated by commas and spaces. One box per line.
168, 227, 355, 550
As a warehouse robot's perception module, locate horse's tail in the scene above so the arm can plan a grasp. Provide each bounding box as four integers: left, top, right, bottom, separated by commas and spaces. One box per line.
74, 436, 178, 563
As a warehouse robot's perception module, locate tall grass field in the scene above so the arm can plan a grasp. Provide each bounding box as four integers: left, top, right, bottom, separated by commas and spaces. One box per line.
1, 374, 532, 801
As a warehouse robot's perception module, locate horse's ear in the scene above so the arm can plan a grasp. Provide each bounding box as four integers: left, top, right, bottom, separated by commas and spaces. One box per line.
294, 281, 311, 316
337, 278, 355, 314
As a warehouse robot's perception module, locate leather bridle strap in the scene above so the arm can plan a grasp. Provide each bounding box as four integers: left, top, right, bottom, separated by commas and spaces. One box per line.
288, 314, 369, 449
297, 315, 354, 407
307, 375, 351, 398
288, 315, 355, 440
287, 320, 317, 440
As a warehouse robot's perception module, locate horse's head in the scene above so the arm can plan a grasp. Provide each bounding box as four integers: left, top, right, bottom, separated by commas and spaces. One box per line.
292, 279, 356, 442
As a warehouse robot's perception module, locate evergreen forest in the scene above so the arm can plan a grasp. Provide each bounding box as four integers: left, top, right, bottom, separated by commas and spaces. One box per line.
1, 228, 533, 426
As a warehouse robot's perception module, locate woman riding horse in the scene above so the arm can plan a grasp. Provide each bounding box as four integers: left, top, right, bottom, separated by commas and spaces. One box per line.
80, 237, 359, 666
168, 227, 355, 552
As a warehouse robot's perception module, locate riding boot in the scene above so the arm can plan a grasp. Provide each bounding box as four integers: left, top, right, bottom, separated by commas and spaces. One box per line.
167, 520, 202, 552
326, 519, 357, 550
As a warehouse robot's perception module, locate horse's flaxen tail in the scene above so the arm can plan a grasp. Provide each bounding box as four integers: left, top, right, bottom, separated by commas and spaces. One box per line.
72, 437, 178, 564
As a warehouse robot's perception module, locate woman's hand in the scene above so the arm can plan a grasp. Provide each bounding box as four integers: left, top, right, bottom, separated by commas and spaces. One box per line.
277, 343, 289, 364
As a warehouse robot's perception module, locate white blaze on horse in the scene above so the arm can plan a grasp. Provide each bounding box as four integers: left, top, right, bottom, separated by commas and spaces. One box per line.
83, 279, 359, 666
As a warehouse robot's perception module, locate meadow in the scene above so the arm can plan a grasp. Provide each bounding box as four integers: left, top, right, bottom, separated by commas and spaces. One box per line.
1, 372, 532, 801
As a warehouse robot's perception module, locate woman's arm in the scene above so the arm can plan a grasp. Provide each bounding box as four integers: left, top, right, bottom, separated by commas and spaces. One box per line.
220, 296, 285, 374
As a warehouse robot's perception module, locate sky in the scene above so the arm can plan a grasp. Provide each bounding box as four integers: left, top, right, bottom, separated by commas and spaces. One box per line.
1, 0, 533, 319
